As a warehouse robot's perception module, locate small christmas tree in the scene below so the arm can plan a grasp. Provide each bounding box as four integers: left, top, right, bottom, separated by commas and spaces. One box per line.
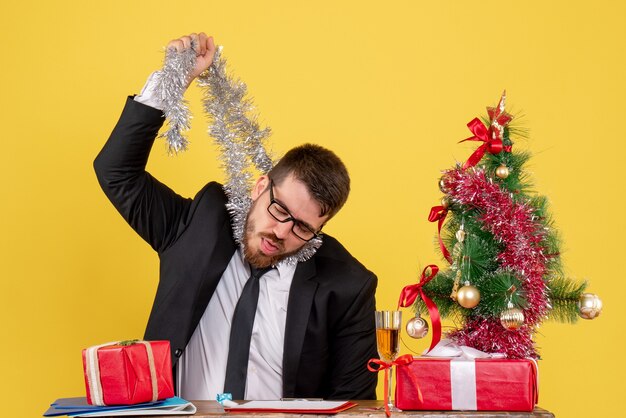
411, 92, 602, 359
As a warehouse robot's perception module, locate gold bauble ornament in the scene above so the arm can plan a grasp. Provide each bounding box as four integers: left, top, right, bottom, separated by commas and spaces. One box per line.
439, 178, 448, 193
578, 293, 603, 319
406, 314, 429, 339
441, 197, 450, 209
500, 304, 525, 330
457, 284, 480, 309
495, 165, 510, 179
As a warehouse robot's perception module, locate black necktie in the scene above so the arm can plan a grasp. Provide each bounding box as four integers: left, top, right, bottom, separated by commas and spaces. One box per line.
223, 264, 272, 399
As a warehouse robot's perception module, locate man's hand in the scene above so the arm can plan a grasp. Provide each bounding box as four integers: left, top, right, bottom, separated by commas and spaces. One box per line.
167, 32, 217, 82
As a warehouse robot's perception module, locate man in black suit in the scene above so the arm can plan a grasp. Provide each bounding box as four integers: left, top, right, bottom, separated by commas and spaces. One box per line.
94, 32, 378, 401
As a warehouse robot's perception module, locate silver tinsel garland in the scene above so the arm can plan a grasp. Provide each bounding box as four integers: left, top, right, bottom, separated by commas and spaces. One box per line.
158, 45, 322, 265
155, 44, 198, 154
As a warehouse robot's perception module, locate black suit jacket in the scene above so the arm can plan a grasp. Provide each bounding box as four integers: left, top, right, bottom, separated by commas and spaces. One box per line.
94, 97, 379, 399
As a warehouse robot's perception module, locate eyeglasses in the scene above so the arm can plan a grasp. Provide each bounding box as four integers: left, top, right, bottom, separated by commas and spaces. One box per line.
267, 179, 321, 242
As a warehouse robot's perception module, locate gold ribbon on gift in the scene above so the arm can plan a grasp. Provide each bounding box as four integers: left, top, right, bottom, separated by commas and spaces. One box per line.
85, 340, 159, 406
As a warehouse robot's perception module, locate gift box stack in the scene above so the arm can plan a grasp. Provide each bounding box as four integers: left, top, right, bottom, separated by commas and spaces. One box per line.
386, 92, 600, 411
82, 340, 174, 405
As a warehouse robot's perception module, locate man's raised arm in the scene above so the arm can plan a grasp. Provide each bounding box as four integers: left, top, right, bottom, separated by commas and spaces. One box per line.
93, 33, 217, 253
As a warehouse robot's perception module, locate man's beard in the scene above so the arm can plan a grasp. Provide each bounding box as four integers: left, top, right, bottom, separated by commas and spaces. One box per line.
242, 216, 300, 268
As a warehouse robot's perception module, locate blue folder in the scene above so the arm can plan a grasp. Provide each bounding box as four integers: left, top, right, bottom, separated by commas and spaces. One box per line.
43, 397, 191, 416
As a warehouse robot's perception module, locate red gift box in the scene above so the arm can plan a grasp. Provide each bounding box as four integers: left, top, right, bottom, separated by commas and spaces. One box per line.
82, 340, 174, 405
396, 357, 538, 411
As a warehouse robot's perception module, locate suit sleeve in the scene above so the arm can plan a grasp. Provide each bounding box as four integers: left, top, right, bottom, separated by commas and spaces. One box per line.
93, 97, 192, 254
326, 272, 379, 400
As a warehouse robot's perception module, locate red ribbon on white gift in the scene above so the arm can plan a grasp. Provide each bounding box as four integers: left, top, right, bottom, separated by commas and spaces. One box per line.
85, 340, 159, 406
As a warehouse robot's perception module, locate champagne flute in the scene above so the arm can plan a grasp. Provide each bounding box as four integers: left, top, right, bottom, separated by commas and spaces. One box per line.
375, 310, 402, 412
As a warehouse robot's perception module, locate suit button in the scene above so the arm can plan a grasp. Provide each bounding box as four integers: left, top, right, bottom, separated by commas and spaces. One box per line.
174, 349, 183, 357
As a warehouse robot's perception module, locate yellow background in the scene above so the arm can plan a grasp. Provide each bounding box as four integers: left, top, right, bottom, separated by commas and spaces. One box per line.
1, 1, 624, 416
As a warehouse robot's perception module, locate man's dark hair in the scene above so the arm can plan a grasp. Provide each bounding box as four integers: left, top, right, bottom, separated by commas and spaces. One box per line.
268, 143, 350, 220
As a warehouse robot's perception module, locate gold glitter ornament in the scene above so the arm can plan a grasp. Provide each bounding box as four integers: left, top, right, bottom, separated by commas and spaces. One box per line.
406, 314, 429, 339
495, 165, 510, 179
578, 293, 603, 319
500, 302, 525, 330
457, 284, 480, 309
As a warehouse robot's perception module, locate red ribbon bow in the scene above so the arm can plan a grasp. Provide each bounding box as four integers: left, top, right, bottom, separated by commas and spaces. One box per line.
459, 118, 504, 169
397, 265, 441, 353
367, 354, 420, 417
460, 91, 513, 170
428, 206, 451, 263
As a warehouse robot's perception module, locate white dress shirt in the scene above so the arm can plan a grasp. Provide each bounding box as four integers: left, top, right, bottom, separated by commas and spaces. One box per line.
134, 75, 297, 400
176, 250, 295, 400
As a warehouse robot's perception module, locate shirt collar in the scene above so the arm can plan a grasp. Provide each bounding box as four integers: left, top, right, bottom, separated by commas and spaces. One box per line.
237, 247, 298, 280
275, 261, 297, 280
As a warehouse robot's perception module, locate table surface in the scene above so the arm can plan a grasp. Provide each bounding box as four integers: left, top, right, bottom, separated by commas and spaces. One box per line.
152, 400, 555, 418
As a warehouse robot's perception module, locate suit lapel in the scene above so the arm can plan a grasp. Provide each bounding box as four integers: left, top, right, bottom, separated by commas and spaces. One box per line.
190, 219, 238, 345
282, 257, 317, 397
